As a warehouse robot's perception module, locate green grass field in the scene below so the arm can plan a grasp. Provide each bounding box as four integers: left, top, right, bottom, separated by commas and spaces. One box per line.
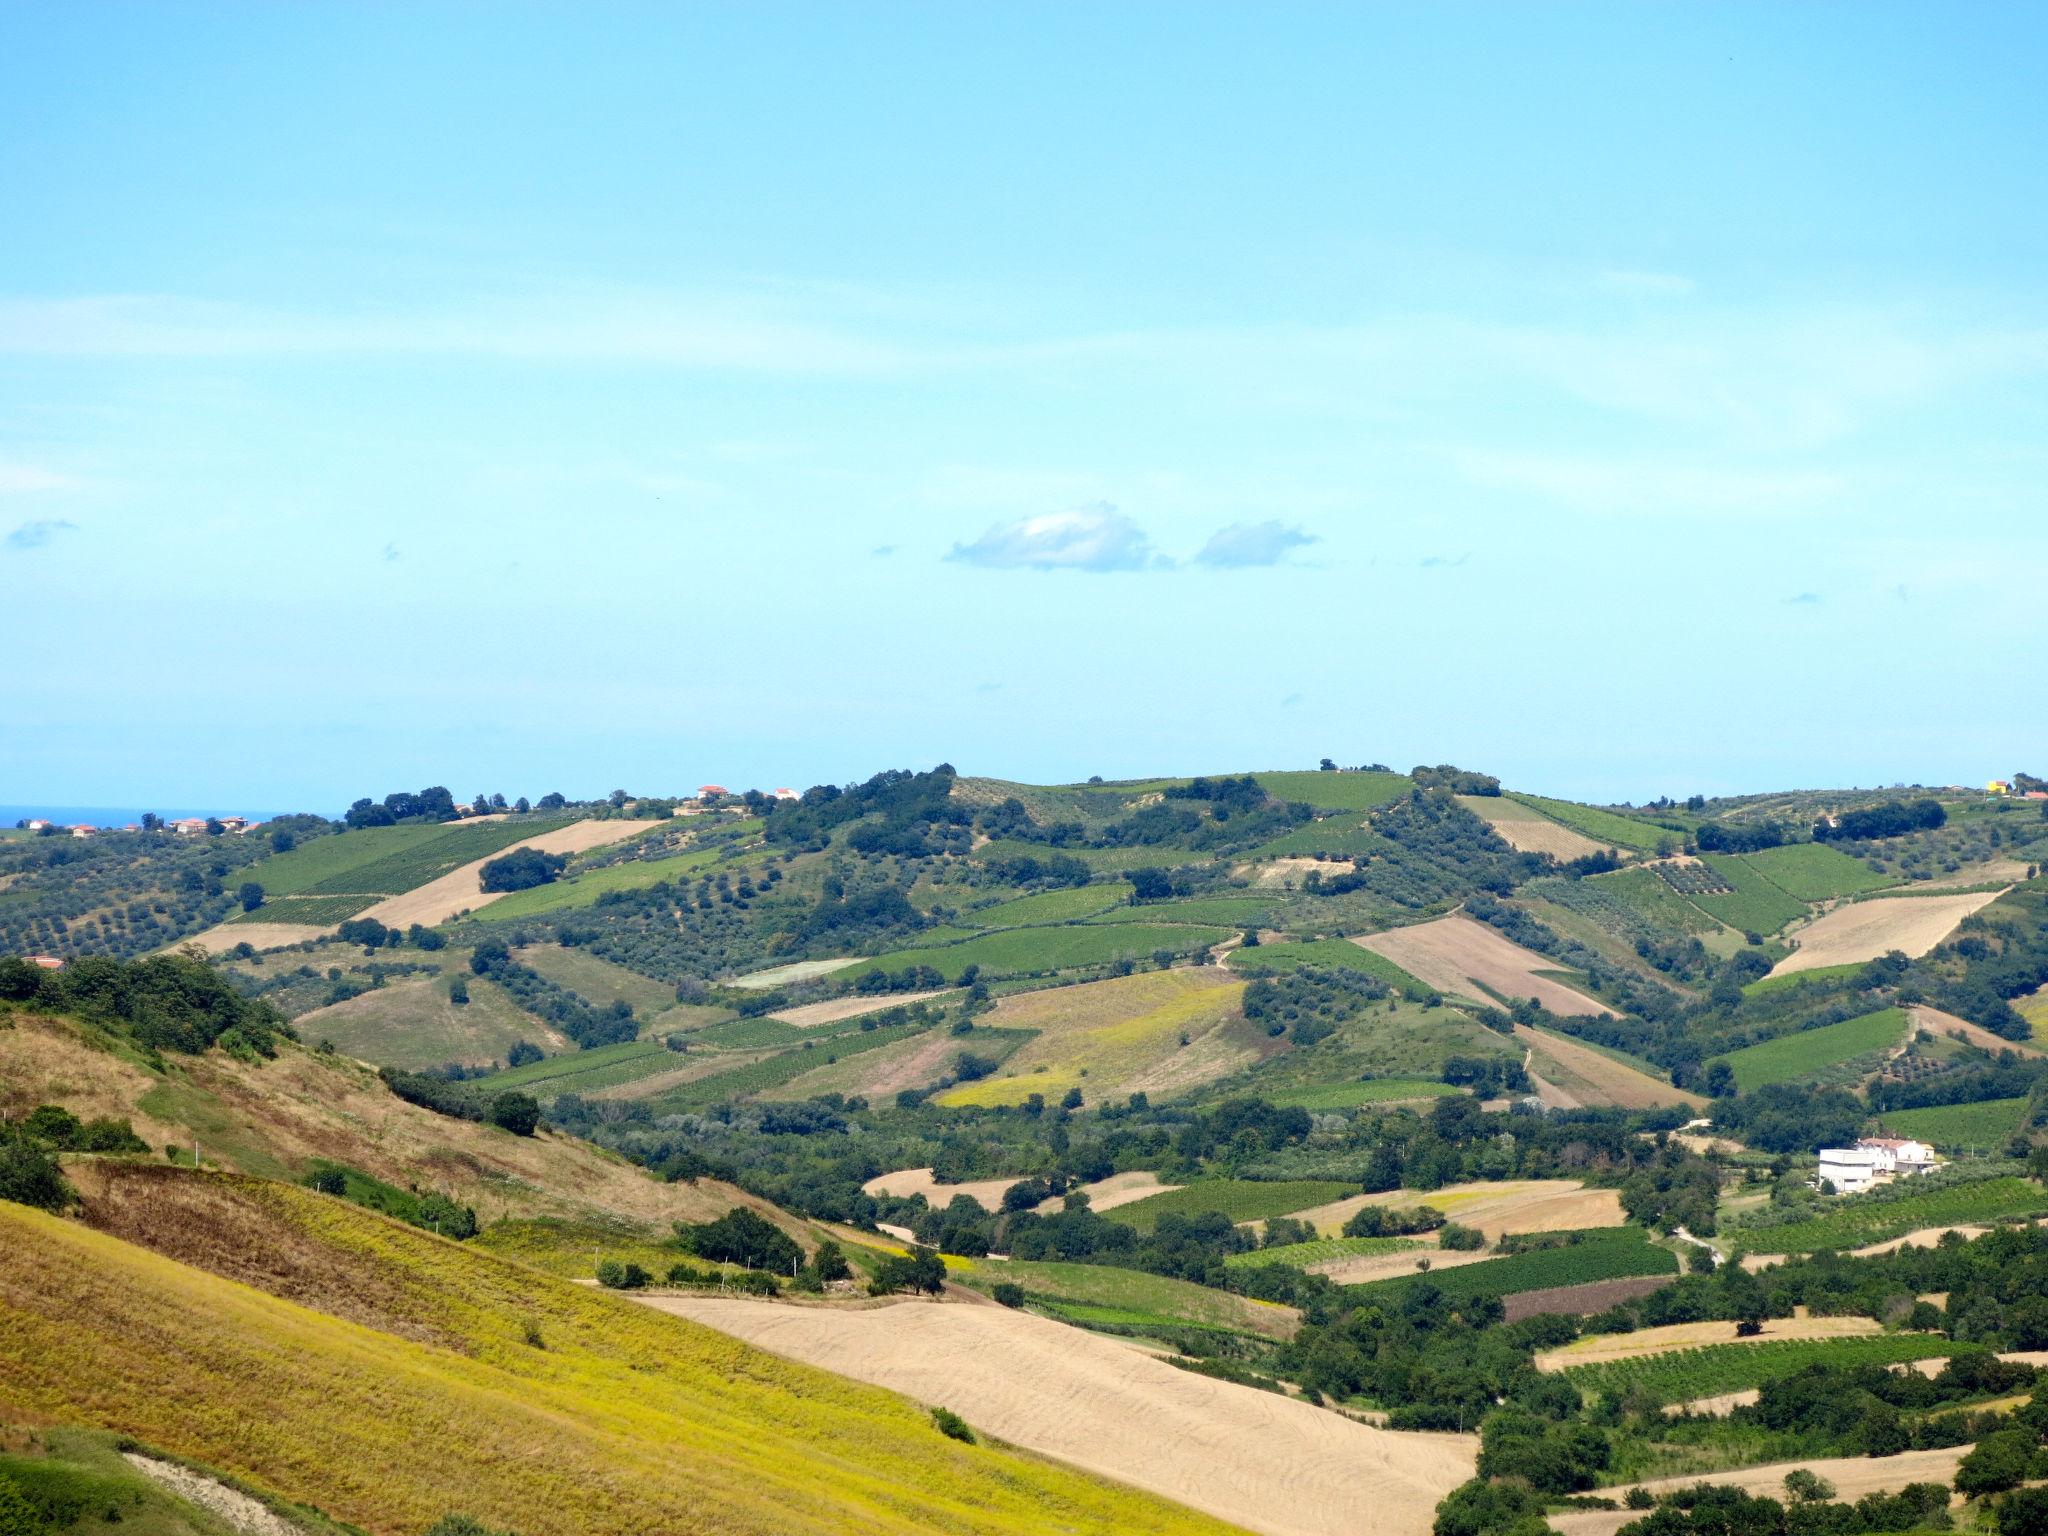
467, 843, 751, 921
1258, 1078, 1458, 1110
1742, 962, 1867, 998
1690, 855, 1810, 937
516, 944, 677, 1015
1508, 795, 1678, 854
1561, 1334, 1956, 1407
1224, 939, 1426, 991
1251, 770, 1412, 812
1712, 1007, 1908, 1091
952, 1258, 1299, 1340
1105, 1179, 1354, 1233
481, 1038, 677, 1095
1869, 1097, 2030, 1149
1351, 1228, 1678, 1301
1242, 820, 1389, 859
1223, 1235, 1422, 1270
1090, 897, 1278, 928
295, 974, 548, 1071
237, 824, 451, 896
654, 1025, 922, 1109
966, 884, 1134, 926
1735, 843, 1895, 902
854, 923, 1232, 981
1729, 1175, 2048, 1254
973, 839, 1200, 872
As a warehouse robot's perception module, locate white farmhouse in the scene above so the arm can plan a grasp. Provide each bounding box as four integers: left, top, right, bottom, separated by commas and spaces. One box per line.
1814, 1136, 1939, 1195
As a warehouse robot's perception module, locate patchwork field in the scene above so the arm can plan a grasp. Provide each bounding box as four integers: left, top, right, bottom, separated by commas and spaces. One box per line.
1260, 1078, 1458, 1110
0, 1182, 1230, 1536
1252, 770, 1413, 812
1771, 888, 2006, 975
1455, 796, 1608, 861
1290, 1181, 1626, 1241
771, 989, 954, 1028
1106, 1179, 1357, 1234
1552, 1332, 1953, 1407
1733, 843, 1893, 902
1727, 1175, 2048, 1254
1226, 938, 1424, 991
1356, 915, 1615, 1017
862, 1167, 1027, 1211
968, 883, 1135, 926
1533, 1315, 1885, 1372
1348, 1228, 1677, 1304
649, 1293, 1476, 1536
361, 819, 664, 928
857, 923, 1232, 984
517, 943, 677, 1015
1506, 795, 1677, 854
937, 969, 1250, 1107
1711, 1007, 1909, 1091
294, 973, 566, 1070
952, 1258, 1300, 1341
1688, 855, 1808, 938
1034, 1170, 1183, 1214
471, 839, 762, 921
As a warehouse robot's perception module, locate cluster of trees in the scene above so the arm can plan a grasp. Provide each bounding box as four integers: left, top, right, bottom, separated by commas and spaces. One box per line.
479, 848, 568, 893
1815, 798, 1948, 842
345, 786, 459, 827
1242, 966, 1389, 1045
1695, 820, 1787, 853
0, 952, 292, 1058
469, 941, 638, 1049
1409, 765, 1501, 796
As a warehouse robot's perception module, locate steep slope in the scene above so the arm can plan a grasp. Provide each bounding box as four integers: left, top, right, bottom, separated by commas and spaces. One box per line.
0, 1168, 1236, 1536
0, 1009, 740, 1228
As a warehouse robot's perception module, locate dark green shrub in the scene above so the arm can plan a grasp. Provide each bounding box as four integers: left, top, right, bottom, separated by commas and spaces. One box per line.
992, 1282, 1025, 1308
930, 1406, 975, 1444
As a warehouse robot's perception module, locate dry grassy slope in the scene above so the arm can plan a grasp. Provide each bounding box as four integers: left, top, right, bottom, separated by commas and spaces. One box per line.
0, 1011, 748, 1230
0, 1171, 1237, 1536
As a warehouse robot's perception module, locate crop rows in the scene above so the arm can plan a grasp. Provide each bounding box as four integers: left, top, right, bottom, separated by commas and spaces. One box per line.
654, 1024, 924, 1109
302, 817, 575, 896
1561, 1334, 1956, 1406
1223, 1235, 1422, 1270
1713, 1007, 1908, 1092
233, 894, 373, 926
1353, 1229, 1678, 1302
1729, 1174, 2048, 1254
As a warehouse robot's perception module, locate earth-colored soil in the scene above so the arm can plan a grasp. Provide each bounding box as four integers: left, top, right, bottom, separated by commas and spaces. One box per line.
123, 1453, 302, 1536
646, 1294, 1478, 1536
1356, 915, 1615, 1017
1454, 797, 1609, 862
1533, 1315, 1883, 1372
1770, 889, 2006, 976
181, 921, 332, 954
1249, 857, 1343, 887
1502, 1275, 1676, 1323
862, 1167, 1022, 1212
361, 819, 664, 929
1846, 1223, 1994, 1257
730, 957, 865, 990
1309, 1246, 1492, 1286
1036, 1170, 1182, 1215
1294, 1180, 1625, 1242
1664, 1388, 1761, 1418
1546, 1447, 1970, 1536
1516, 1026, 1705, 1110
1915, 858, 2031, 890
1902, 1348, 2048, 1379
772, 989, 955, 1027
1909, 1003, 2045, 1056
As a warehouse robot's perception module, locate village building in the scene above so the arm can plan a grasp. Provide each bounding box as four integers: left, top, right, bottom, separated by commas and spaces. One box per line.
1814, 1136, 1938, 1195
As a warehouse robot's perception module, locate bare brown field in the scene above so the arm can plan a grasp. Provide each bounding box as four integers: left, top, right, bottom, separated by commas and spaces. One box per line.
181, 921, 333, 954
1502, 1276, 1675, 1322
0, 1011, 739, 1229
1310, 1246, 1492, 1286
1664, 1389, 1760, 1418
1248, 856, 1345, 887
1037, 1170, 1182, 1215
1454, 797, 1608, 862
1547, 1447, 1970, 1536
1916, 858, 2031, 890
1770, 889, 2006, 976
1902, 1349, 2048, 1379
771, 989, 955, 1027
1356, 915, 1615, 1017
1294, 1180, 1624, 1244
1516, 1026, 1706, 1110
772, 1030, 966, 1101
646, 1294, 1478, 1536
360, 818, 664, 928
1533, 1315, 1883, 1372
862, 1167, 1023, 1211
1909, 1003, 2046, 1056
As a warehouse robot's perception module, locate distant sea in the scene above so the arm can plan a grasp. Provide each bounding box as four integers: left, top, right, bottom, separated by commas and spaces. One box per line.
1, 805, 306, 829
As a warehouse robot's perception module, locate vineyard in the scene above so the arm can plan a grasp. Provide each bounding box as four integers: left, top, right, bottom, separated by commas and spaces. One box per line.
1873, 1096, 2030, 1149
1560, 1333, 1955, 1406
652, 1023, 926, 1109
481, 1038, 687, 1099
1727, 1174, 2048, 1254
233, 893, 375, 926
1507, 795, 1677, 854
1350, 1228, 1677, 1302
1106, 1179, 1357, 1234
1736, 843, 1894, 902
1223, 1235, 1422, 1270
300, 817, 577, 896
1690, 855, 1809, 936
1654, 861, 1735, 897
1712, 1007, 1908, 1091
1263, 1078, 1458, 1110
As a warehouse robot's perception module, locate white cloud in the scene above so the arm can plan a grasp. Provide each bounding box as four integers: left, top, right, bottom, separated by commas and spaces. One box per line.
946, 504, 1163, 572
5, 518, 79, 551
1193, 520, 1318, 568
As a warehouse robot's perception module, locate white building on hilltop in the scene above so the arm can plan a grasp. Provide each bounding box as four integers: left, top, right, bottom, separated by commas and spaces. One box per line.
1815, 1136, 1938, 1195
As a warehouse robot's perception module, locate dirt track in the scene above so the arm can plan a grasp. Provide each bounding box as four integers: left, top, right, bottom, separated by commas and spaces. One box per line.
1771, 889, 2005, 976
644, 1294, 1477, 1536
1356, 915, 1615, 1017
358, 819, 664, 928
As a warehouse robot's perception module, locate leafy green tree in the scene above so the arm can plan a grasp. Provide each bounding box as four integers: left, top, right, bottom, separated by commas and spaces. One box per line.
0, 1134, 73, 1211
1957, 1429, 2035, 1496
487, 1092, 540, 1137
238, 881, 264, 912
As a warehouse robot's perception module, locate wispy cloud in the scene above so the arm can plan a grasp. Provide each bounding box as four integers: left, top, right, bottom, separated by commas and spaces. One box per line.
1192, 520, 1317, 568
1785, 591, 1823, 605
1419, 552, 1471, 569
946, 504, 1164, 572
5, 518, 78, 551
382, 542, 401, 563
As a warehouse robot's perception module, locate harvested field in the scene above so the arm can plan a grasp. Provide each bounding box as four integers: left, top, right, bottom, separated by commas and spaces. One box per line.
1249, 857, 1340, 887
180, 921, 332, 954
363, 819, 663, 928
1770, 889, 2005, 976
1909, 1002, 2045, 1056
1356, 915, 1615, 1017
1455, 796, 1608, 862
1664, 1389, 1759, 1418
1293, 1180, 1625, 1242
649, 1294, 1477, 1536
1312, 1247, 1493, 1286
731, 957, 866, 990
1515, 1025, 1704, 1110
1501, 1275, 1675, 1322
1546, 1447, 1970, 1536
1533, 1315, 1883, 1372
862, 1167, 1022, 1212
772, 989, 954, 1027
1848, 1223, 1993, 1257
1902, 1348, 2048, 1379
1037, 1171, 1182, 1215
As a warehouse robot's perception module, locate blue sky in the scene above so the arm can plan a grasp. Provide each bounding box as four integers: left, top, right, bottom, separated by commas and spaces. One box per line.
4, 4, 2045, 812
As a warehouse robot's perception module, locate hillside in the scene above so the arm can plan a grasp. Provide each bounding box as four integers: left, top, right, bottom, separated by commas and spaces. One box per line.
0, 1166, 1238, 1536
